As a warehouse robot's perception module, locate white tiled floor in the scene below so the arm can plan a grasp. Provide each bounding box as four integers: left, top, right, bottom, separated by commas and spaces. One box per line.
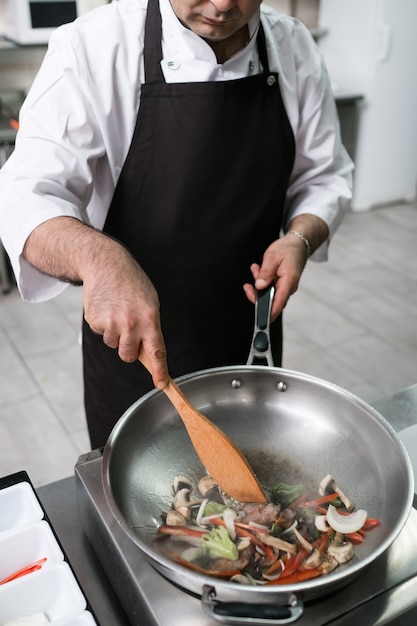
0, 200, 416, 487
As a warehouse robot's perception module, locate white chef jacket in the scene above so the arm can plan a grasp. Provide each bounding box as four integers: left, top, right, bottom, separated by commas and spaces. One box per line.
0, 0, 353, 303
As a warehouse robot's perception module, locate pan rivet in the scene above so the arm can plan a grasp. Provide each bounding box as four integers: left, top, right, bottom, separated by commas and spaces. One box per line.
231, 379, 242, 389
277, 381, 287, 392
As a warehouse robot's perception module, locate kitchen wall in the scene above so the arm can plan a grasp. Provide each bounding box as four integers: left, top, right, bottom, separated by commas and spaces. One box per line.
0, 0, 320, 93
264, 0, 320, 28
0, 1, 109, 91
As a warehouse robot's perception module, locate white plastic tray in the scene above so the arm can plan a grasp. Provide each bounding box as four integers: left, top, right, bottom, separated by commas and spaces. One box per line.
0, 472, 97, 626
0, 521, 64, 582
0, 563, 86, 622
0, 482, 44, 532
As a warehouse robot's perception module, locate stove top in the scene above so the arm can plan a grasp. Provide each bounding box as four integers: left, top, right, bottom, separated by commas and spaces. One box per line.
75, 450, 417, 626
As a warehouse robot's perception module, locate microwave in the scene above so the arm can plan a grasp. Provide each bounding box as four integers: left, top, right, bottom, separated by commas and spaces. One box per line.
2, 0, 108, 46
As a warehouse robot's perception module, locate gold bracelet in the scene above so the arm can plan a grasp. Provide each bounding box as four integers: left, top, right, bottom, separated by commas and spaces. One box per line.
287, 230, 312, 258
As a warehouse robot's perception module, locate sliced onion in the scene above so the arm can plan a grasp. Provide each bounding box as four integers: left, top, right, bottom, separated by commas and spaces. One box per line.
237, 537, 251, 551
262, 559, 285, 581
326, 505, 367, 534
315, 514, 330, 532
248, 521, 270, 531
262, 572, 282, 581
195, 498, 209, 527
223, 508, 237, 540
244, 573, 268, 586
292, 526, 313, 553
200, 513, 224, 525
280, 519, 298, 535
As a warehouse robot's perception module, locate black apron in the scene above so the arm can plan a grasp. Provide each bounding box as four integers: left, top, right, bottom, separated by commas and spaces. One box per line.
82, 0, 295, 449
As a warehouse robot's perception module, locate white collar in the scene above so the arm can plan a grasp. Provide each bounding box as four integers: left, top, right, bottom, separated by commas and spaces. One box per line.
159, 0, 260, 65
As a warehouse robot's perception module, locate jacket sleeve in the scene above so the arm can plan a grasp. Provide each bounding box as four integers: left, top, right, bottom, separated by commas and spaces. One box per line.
263, 10, 353, 261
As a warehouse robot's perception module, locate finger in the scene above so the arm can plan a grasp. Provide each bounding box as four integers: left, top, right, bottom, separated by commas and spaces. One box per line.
102, 330, 120, 350
243, 283, 256, 304
118, 335, 142, 363
254, 261, 276, 291
141, 338, 169, 389
270, 270, 301, 320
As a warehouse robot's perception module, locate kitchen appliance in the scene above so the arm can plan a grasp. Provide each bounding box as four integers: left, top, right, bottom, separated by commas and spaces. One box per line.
75, 440, 417, 625
1, 0, 108, 46
99, 365, 413, 622
75, 288, 415, 623
318, 0, 417, 211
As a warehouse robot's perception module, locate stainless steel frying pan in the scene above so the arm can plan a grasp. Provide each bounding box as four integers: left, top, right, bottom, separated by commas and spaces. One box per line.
102, 289, 414, 624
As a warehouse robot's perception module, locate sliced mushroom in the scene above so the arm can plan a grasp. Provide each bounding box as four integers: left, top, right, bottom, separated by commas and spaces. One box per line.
327, 533, 354, 564
320, 553, 339, 574
303, 548, 324, 570
173, 488, 192, 521
198, 475, 218, 497
318, 474, 354, 511
255, 533, 297, 555
166, 510, 188, 526
173, 474, 193, 494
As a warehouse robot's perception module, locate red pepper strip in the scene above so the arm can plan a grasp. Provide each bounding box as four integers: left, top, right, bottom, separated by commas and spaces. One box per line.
265, 568, 322, 586
312, 532, 330, 553
234, 521, 270, 535
363, 517, 381, 530
170, 551, 241, 578
274, 548, 309, 580
346, 532, 364, 544
205, 518, 269, 536
260, 544, 276, 563
263, 560, 282, 577
299, 493, 340, 508
234, 527, 271, 552
0, 557, 47, 585
157, 525, 208, 538
263, 553, 290, 577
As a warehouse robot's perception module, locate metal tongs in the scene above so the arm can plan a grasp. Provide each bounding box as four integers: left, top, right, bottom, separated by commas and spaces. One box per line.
246, 285, 275, 367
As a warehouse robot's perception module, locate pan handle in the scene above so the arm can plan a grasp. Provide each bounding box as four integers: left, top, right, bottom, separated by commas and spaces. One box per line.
202, 586, 304, 624
246, 285, 275, 367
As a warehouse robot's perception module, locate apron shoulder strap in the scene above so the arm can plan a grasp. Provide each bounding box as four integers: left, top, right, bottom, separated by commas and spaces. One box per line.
144, 0, 164, 83
257, 21, 272, 75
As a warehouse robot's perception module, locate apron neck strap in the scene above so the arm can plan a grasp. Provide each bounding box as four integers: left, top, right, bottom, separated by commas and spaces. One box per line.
256, 21, 270, 74
144, 0, 164, 83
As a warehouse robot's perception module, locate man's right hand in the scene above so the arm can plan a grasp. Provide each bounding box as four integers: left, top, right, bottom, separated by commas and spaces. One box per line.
23, 216, 169, 389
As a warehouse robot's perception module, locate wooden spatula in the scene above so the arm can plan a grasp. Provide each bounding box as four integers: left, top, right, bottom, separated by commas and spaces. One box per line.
138, 347, 267, 503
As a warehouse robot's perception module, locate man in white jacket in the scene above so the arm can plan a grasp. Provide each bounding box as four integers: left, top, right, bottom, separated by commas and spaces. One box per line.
0, 0, 352, 447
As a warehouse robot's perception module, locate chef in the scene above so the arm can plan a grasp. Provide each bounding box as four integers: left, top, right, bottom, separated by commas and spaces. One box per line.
0, 0, 352, 449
